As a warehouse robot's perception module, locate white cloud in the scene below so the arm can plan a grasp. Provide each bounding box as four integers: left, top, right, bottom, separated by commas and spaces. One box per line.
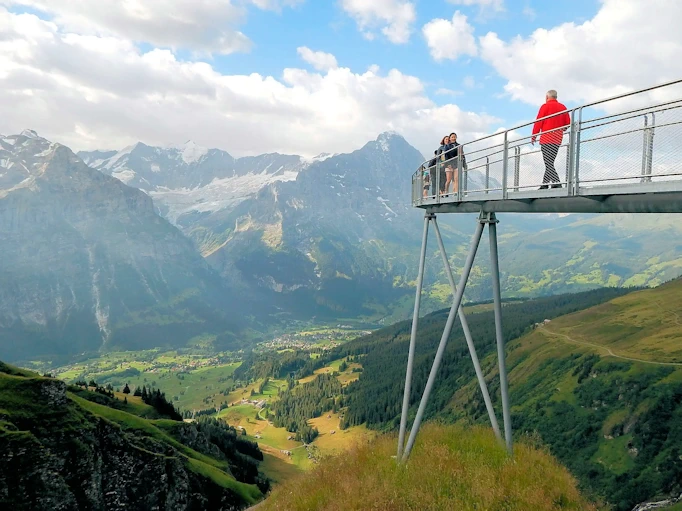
463, 76, 476, 89
435, 88, 463, 96
0, 8, 499, 159
479, 0, 682, 108
0, 0, 302, 54
423, 11, 477, 61
339, 0, 416, 44
297, 46, 338, 71
250, 0, 304, 10
448, 0, 504, 12
522, 5, 536, 20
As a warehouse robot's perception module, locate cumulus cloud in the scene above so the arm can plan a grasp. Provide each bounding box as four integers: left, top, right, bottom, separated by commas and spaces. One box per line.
297, 46, 338, 71
479, 0, 682, 107
339, 0, 416, 44
423, 11, 477, 61
0, 0, 301, 54
0, 8, 499, 158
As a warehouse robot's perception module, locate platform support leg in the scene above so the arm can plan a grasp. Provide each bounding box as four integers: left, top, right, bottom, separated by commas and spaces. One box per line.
487, 213, 513, 455
431, 217, 502, 443
400, 218, 485, 462
397, 212, 431, 459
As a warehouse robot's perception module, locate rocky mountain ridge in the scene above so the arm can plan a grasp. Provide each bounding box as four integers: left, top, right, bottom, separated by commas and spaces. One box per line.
0, 131, 247, 362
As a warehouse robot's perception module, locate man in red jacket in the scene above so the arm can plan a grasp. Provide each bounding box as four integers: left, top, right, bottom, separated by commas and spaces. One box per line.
531, 90, 571, 189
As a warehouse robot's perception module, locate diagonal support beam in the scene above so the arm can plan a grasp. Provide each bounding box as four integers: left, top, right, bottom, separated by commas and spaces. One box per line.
431, 217, 502, 443
400, 219, 485, 462
397, 212, 432, 459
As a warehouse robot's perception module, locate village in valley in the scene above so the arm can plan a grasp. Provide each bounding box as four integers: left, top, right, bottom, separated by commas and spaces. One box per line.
254, 326, 372, 352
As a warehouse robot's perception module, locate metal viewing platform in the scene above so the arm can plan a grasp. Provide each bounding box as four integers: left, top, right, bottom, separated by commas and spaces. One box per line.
412, 80, 682, 214
398, 79, 682, 464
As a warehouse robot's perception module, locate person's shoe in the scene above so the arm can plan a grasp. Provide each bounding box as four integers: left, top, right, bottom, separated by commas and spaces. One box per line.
551, 183, 562, 189
539, 185, 549, 190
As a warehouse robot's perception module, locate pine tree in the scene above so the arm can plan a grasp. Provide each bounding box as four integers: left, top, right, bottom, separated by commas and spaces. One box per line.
123, 383, 131, 394
124, 396, 128, 405
133, 386, 142, 397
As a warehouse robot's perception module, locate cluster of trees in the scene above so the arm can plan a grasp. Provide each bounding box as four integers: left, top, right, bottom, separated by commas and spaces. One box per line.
270, 373, 343, 443
125, 384, 182, 421
234, 349, 327, 382
188, 417, 269, 492
181, 403, 229, 420
73, 379, 116, 398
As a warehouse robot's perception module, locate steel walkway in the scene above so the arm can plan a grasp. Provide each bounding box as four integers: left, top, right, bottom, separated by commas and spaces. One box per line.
412, 79, 682, 214
398, 79, 682, 463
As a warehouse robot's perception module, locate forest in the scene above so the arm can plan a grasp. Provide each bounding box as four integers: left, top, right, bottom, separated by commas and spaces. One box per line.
270, 373, 343, 443
234, 348, 327, 382
336, 287, 632, 430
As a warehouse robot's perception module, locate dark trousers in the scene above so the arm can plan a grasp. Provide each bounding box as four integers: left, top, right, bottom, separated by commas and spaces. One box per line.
541, 143, 561, 184
429, 167, 446, 195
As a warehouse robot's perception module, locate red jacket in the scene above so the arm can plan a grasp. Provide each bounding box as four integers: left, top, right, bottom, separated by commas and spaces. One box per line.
532, 99, 571, 145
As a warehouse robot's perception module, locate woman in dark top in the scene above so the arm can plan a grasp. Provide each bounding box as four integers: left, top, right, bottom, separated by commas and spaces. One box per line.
444, 132, 466, 195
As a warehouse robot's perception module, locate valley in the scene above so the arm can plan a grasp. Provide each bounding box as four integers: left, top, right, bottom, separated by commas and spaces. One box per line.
6, 273, 682, 510
42, 325, 378, 480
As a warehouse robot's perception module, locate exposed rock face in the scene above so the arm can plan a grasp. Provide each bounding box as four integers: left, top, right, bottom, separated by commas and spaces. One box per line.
0, 132, 245, 362
0, 365, 260, 510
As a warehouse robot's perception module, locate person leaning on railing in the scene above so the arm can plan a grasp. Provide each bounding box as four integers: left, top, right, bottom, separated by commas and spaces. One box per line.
531, 89, 571, 189
427, 149, 439, 196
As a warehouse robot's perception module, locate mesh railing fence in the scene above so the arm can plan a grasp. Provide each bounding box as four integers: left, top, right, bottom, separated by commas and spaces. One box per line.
411, 81, 682, 205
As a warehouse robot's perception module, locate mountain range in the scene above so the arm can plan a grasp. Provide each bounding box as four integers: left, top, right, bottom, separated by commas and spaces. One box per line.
80, 133, 682, 323
2, 128, 682, 361
0, 130, 248, 363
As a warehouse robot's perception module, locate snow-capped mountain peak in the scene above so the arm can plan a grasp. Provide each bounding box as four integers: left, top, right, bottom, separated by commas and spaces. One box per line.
20, 129, 39, 139
302, 152, 337, 165
80, 141, 306, 223
173, 140, 209, 165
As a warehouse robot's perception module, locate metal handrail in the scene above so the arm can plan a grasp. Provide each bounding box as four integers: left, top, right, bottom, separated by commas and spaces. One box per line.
412, 78, 682, 206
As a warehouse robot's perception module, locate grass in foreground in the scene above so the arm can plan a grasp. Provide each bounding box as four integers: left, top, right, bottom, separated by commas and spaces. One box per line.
258, 423, 602, 511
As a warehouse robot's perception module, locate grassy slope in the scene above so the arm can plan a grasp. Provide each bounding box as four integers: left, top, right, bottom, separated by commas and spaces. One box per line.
531, 279, 682, 363
258, 423, 600, 511
460, 277, 682, 510
54, 350, 241, 411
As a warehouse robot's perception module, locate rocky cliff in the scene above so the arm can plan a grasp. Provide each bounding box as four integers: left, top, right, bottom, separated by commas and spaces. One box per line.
0, 361, 264, 510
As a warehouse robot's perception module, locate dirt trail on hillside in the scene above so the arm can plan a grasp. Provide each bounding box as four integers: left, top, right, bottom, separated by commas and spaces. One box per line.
541, 328, 682, 367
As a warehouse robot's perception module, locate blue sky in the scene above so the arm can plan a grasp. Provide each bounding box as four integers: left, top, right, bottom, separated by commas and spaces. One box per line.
1, 0, 678, 157
218, 0, 600, 122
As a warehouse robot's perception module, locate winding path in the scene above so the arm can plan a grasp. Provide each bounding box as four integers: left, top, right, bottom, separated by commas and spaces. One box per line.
540, 328, 682, 367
